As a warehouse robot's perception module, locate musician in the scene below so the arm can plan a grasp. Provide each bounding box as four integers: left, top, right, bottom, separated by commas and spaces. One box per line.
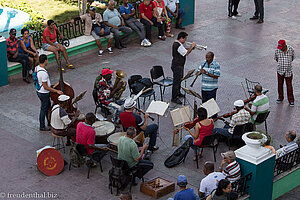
35, 54, 63, 131
119, 98, 159, 151
183, 107, 214, 160
196, 51, 220, 103
118, 127, 154, 184
212, 100, 250, 139
244, 84, 269, 124
97, 68, 123, 122
171, 32, 196, 104
50, 95, 79, 146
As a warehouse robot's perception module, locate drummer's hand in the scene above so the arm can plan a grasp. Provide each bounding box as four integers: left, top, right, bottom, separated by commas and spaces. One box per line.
144, 113, 149, 119
57, 90, 63, 95
101, 147, 109, 151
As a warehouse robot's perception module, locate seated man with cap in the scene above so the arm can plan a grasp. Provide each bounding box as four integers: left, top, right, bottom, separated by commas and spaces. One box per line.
96, 68, 123, 122
218, 151, 241, 183
168, 175, 197, 200
119, 98, 159, 151
50, 94, 79, 145
212, 99, 250, 139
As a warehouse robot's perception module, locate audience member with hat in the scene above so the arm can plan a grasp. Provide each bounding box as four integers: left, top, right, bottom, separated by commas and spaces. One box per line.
274, 39, 295, 106
218, 151, 241, 183
168, 175, 197, 200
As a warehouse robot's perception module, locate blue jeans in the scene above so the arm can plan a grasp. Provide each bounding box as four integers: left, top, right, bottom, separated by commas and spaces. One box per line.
212, 124, 232, 138
167, 8, 185, 21
184, 135, 199, 154
36, 92, 51, 128
8, 53, 31, 78
144, 124, 158, 147
201, 88, 217, 103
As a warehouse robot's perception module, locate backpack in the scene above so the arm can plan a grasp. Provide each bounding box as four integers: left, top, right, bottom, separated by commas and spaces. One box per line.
108, 157, 131, 193
164, 137, 193, 168
69, 143, 86, 168
131, 78, 153, 94
33, 69, 46, 91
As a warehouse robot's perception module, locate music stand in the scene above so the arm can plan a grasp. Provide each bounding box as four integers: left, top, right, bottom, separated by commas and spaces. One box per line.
181, 86, 203, 106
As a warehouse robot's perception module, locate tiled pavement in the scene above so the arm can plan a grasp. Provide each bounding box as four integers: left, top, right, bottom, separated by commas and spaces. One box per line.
1, 0, 300, 199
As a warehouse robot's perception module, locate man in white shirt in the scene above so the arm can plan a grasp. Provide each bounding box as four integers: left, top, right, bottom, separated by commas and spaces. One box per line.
165, 0, 185, 29
35, 54, 62, 131
199, 161, 226, 198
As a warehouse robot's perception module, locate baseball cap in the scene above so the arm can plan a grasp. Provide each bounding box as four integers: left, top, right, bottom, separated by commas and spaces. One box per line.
101, 68, 114, 76
277, 40, 286, 50
234, 100, 244, 107
124, 98, 136, 109
58, 94, 70, 102
89, 6, 96, 12
221, 151, 236, 160
177, 175, 187, 187
10, 29, 17, 35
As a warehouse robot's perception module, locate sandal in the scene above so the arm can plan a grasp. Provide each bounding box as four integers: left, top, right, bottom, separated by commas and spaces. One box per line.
58, 67, 65, 72
66, 64, 75, 69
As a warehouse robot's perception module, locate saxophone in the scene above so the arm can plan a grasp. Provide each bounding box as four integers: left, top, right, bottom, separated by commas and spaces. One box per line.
112, 70, 127, 100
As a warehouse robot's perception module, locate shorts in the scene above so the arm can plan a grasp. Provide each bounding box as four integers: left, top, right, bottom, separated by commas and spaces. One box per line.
91, 30, 113, 40
42, 42, 58, 51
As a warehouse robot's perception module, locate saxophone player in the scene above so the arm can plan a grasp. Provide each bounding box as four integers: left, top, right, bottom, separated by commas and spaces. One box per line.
96, 68, 124, 122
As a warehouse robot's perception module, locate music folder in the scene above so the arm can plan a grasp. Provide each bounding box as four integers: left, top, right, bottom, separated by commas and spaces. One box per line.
146, 100, 169, 116
200, 98, 220, 117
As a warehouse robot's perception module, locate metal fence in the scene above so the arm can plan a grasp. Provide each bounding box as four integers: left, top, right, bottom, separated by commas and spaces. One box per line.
274, 148, 300, 177
232, 172, 253, 196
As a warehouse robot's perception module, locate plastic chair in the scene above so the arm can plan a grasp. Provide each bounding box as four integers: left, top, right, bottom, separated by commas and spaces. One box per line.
253, 111, 270, 133
245, 78, 269, 96
195, 134, 219, 168
150, 66, 173, 101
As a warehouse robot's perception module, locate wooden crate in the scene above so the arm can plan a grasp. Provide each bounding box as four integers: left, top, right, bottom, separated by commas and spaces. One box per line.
140, 177, 175, 199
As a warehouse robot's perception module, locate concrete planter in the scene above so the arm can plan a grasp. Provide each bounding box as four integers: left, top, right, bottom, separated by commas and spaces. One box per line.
242, 131, 267, 150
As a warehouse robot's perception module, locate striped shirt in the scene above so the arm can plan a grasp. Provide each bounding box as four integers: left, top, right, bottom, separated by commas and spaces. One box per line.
276, 141, 298, 158
228, 109, 250, 134
250, 94, 269, 124
198, 60, 220, 91
274, 45, 295, 77
6, 37, 18, 58
223, 160, 241, 183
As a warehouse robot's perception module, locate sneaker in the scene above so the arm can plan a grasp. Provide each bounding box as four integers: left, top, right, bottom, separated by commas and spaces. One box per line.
107, 47, 113, 53
257, 20, 264, 24
144, 39, 151, 47
289, 102, 294, 107
234, 13, 242, 17
231, 16, 237, 20
249, 16, 259, 20
276, 99, 283, 104
98, 50, 104, 56
141, 39, 145, 46
29, 69, 33, 75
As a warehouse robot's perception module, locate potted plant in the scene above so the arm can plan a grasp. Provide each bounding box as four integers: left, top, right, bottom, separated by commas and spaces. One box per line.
242, 131, 267, 149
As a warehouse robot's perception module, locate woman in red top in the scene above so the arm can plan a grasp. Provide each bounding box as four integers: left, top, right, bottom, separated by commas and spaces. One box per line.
153, 0, 174, 37
184, 107, 214, 160
42, 20, 73, 71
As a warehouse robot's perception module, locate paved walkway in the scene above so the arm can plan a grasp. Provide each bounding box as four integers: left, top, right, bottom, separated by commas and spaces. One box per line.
0, 0, 300, 199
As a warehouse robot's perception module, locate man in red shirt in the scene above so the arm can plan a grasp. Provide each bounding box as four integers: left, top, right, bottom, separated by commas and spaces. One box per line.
7, 29, 31, 83
139, 0, 165, 42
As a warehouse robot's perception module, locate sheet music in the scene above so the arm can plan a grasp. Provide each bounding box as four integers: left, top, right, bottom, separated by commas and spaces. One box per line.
200, 98, 220, 117
170, 106, 191, 126
146, 100, 169, 116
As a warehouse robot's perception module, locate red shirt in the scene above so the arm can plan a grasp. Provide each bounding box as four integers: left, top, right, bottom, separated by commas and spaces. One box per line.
43, 26, 57, 44
6, 37, 18, 58
195, 120, 214, 146
139, 1, 155, 19
76, 122, 95, 155
119, 111, 144, 133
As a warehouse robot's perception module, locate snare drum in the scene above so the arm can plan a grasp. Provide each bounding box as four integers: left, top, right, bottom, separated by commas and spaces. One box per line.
93, 121, 115, 144
107, 132, 126, 151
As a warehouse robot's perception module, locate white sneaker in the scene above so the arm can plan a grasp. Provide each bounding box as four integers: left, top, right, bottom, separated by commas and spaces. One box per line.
144, 39, 152, 47
107, 47, 113, 54
141, 39, 146, 46
29, 69, 33, 75
98, 50, 104, 56
235, 13, 242, 17
231, 16, 237, 20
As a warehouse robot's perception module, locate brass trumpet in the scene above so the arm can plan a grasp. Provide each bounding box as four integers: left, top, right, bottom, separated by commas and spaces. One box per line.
186, 42, 207, 50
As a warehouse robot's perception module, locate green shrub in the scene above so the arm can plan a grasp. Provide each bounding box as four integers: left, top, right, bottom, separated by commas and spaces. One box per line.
0, 0, 45, 31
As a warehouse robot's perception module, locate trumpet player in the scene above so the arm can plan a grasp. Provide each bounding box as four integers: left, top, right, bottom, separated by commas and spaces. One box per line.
195, 51, 220, 103
171, 32, 196, 105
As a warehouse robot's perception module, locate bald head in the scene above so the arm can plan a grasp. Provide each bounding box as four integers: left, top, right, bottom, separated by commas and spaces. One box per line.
203, 161, 214, 175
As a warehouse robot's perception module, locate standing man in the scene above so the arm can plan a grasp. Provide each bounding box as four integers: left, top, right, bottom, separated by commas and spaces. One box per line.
196, 52, 220, 103
120, 0, 151, 47
35, 54, 63, 131
171, 32, 196, 105
274, 40, 295, 106
103, 0, 132, 49
228, 0, 241, 19
165, 0, 185, 30
249, 0, 264, 23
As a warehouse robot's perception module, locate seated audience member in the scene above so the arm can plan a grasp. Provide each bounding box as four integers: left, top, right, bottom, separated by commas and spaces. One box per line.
120, 0, 151, 47
276, 130, 298, 158
171, 175, 197, 200
76, 112, 108, 155
120, 192, 132, 200
96, 68, 123, 122
139, 0, 166, 42
198, 161, 226, 199
71, 6, 114, 56
50, 95, 79, 146
165, 0, 185, 30
103, 0, 132, 49
118, 127, 153, 183
206, 179, 236, 200
119, 98, 159, 151
213, 99, 250, 139
184, 107, 214, 160
153, 0, 174, 37
19, 28, 39, 70
6, 28, 31, 83
218, 151, 241, 183
244, 84, 269, 124
42, 20, 73, 70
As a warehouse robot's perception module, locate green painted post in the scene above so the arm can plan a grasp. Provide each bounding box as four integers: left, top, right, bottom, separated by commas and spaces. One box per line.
0, 36, 8, 86
179, 0, 195, 26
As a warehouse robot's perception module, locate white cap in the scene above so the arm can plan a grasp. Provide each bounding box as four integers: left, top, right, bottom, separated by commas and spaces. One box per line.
124, 98, 136, 109
234, 99, 244, 107
58, 94, 70, 102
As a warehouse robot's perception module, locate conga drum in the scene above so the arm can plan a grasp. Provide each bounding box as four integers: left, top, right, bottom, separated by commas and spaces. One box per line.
107, 132, 127, 151
93, 121, 115, 144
